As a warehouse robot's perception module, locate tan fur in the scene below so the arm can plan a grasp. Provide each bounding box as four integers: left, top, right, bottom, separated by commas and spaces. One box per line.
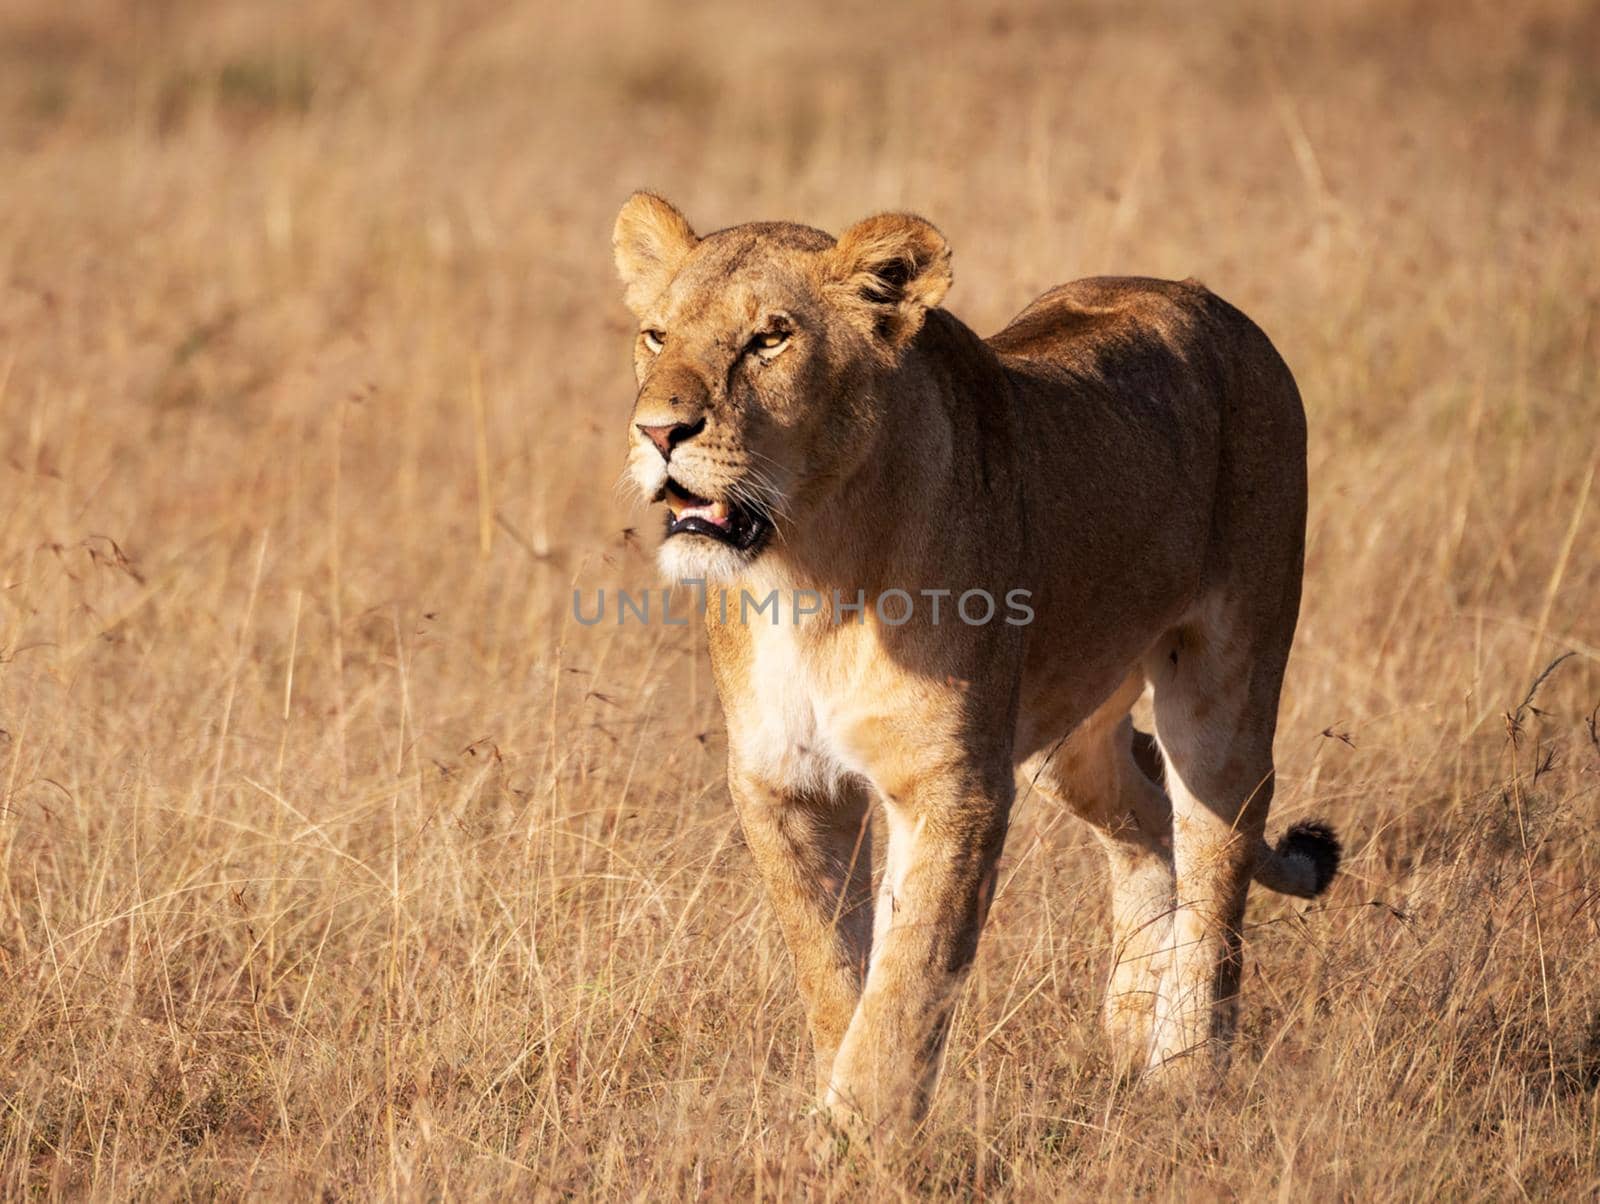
612, 193, 1334, 1142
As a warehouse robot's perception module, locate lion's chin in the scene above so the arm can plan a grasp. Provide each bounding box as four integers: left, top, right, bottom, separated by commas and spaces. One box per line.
656, 535, 760, 586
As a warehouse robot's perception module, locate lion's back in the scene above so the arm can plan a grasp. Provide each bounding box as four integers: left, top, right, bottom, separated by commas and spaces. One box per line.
987, 274, 1306, 596
989, 273, 1303, 460
988, 276, 1288, 397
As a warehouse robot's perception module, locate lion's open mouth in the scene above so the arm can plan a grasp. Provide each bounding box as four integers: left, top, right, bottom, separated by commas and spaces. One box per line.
661, 478, 771, 553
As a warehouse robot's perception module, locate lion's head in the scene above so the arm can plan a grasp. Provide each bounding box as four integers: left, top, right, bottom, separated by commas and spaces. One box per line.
613, 193, 952, 582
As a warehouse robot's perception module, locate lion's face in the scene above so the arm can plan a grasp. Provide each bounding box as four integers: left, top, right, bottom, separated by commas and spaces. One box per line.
613, 194, 951, 582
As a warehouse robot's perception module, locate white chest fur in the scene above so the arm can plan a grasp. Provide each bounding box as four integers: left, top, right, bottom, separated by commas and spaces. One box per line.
731, 618, 866, 795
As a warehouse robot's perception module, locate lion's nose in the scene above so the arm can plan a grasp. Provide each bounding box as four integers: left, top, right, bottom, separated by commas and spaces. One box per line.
636, 417, 705, 460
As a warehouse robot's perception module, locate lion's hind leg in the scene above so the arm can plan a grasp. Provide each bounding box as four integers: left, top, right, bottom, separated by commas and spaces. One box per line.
1141, 596, 1298, 1078
1026, 680, 1174, 1067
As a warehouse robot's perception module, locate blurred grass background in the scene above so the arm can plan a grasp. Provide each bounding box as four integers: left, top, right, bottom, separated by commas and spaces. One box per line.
1, 0, 1598, 1196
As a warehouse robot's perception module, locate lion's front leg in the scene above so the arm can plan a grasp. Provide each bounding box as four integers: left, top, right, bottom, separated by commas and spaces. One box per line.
729, 768, 875, 1096
824, 767, 1012, 1138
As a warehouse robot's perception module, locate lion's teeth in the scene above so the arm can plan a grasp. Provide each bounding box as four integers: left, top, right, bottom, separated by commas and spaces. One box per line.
679, 500, 731, 527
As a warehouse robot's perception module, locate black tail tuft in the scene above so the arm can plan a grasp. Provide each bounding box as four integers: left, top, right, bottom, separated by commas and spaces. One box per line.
1281, 820, 1342, 896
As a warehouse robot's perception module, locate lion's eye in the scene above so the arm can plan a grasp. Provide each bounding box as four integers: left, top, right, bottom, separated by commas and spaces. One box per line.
749, 329, 790, 360
641, 329, 665, 355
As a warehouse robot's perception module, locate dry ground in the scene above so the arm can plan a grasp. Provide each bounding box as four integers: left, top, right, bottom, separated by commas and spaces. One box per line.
2, 0, 1599, 1198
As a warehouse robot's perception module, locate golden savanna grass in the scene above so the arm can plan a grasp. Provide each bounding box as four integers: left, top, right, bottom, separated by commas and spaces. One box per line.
2, 1, 1598, 1197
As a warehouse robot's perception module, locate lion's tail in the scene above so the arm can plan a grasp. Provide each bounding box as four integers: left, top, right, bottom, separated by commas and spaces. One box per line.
1251, 821, 1342, 898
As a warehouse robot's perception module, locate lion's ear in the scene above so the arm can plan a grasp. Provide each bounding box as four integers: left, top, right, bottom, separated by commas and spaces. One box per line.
613, 192, 699, 315
823, 213, 952, 348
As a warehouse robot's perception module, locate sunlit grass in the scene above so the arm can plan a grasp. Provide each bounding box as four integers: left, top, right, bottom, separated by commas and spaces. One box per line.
0, 0, 1597, 1196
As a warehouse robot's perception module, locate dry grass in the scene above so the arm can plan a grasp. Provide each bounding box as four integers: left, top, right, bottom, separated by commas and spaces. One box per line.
2, 0, 1599, 1197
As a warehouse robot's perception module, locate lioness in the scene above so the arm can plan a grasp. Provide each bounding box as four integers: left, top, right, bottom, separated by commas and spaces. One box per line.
612, 193, 1340, 1137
